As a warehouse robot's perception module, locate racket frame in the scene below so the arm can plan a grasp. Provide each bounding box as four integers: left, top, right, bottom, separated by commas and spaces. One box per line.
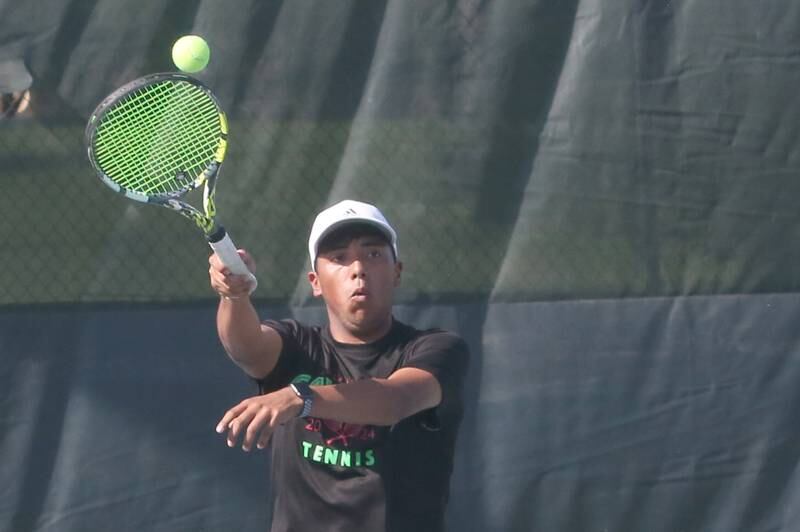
85, 73, 256, 288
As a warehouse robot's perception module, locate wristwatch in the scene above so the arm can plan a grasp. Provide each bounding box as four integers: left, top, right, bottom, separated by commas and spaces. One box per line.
290, 382, 314, 418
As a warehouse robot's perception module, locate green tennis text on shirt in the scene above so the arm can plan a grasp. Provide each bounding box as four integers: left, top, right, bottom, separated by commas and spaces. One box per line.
301, 441, 377, 468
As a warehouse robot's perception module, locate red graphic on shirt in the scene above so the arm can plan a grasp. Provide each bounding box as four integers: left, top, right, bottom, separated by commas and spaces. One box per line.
303, 416, 377, 447
299, 375, 379, 447
325, 420, 376, 447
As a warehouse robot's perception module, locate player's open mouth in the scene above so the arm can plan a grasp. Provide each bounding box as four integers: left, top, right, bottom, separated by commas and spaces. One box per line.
351, 288, 368, 300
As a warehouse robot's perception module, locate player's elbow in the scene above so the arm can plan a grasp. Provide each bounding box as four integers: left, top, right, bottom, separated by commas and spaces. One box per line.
384, 400, 410, 426
223, 346, 278, 381
371, 406, 407, 427
220, 329, 281, 379
364, 386, 412, 426
382, 369, 442, 424
385, 385, 438, 425
221, 343, 253, 368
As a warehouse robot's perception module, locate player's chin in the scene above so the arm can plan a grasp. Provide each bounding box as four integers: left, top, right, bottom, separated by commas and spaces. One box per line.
344, 302, 376, 322
346, 295, 369, 310
347, 298, 386, 316
345, 305, 369, 323
348, 303, 392, 326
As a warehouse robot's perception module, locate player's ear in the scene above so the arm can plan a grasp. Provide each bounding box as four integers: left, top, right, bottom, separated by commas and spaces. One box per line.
393, 261, 403, 287
308, 271, 323, 297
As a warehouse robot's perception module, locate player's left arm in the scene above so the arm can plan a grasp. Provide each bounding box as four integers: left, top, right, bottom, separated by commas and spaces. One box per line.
217, 332, 468, 452
216, 369, 441, 451
312, 367, 442, 424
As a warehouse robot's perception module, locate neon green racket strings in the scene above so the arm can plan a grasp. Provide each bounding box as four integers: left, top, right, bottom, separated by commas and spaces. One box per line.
92, 80, 221, 196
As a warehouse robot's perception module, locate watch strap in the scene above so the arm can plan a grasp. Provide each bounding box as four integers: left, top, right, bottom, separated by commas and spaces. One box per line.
290, 382, 314, 418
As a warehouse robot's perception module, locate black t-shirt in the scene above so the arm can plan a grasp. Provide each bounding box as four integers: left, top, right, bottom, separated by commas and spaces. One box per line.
256, 318, 469, 532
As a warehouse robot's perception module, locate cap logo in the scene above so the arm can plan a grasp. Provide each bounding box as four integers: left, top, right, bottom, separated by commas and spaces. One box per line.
309, 200, 396, 272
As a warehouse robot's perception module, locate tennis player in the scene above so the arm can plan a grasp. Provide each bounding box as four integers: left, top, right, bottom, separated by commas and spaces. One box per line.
209, 199, 469, 532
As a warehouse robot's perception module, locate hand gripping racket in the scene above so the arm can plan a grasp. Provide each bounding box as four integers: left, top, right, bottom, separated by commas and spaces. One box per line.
85, 73, 256, 291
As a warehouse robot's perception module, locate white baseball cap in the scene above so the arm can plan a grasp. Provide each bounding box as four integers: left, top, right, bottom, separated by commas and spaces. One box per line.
308, 200, 398, 271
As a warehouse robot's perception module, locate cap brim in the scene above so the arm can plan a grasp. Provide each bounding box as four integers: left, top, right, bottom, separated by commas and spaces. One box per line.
315, 217, 395, 252
311, 217, 397, 271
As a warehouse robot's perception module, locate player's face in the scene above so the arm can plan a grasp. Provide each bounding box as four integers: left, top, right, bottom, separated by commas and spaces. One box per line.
309, 235, 401, 342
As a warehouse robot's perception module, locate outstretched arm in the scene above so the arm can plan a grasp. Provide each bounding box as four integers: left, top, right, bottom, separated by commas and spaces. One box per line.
209, 251, 282, 379
216, 367, 441, 452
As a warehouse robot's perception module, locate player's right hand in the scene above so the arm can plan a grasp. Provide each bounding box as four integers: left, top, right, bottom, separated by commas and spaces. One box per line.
209, 249, 256, 299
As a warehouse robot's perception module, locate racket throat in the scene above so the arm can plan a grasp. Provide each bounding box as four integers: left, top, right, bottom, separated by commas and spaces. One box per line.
206, 224, 229, 244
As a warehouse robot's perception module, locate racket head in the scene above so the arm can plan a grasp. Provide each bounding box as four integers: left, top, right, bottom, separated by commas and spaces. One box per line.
85, 73, 228, 203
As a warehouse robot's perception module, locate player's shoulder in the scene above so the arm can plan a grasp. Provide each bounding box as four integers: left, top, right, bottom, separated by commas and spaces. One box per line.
263, 318, 323, 344
398, 321, 467, 352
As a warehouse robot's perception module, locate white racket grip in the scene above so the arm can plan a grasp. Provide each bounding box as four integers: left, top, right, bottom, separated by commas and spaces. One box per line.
208, 231, 257, 293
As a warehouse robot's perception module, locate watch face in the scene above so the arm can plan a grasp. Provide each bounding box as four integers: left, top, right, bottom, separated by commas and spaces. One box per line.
292, 382, 313, 398
291, 382, 314, 418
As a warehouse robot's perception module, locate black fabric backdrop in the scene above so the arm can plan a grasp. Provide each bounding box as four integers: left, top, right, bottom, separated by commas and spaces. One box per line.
2, 1, 800, 531
3, 297, 800, 532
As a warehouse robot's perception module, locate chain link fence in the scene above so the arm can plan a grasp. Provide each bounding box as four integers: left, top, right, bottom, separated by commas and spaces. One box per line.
2, 0, 800, 306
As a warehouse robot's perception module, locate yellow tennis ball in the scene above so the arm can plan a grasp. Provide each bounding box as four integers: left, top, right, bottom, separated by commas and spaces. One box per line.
172, 35, 210, 73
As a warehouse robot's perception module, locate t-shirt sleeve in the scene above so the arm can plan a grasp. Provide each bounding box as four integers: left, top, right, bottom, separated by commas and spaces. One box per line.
255, 319, 316, 394
402, 330, 470, 415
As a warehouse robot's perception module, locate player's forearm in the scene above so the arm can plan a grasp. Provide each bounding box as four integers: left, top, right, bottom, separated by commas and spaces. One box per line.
307, 373, 439, 426
216, 297, 266, 363
307, 379, 405, 426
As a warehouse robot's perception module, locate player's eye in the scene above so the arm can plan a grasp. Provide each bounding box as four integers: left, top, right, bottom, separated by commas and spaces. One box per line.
368, 249, 382, 258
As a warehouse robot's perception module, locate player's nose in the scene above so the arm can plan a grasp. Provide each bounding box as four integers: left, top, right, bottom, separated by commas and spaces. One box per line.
349, 259, 366, 279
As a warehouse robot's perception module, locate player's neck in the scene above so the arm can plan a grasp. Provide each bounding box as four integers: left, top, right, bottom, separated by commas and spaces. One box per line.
328, 315, 393, 345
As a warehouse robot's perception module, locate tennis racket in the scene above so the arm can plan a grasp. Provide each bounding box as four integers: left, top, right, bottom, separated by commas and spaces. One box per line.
85, 72, 256, 290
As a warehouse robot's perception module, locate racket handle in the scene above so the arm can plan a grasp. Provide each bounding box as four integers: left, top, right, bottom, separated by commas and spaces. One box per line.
208, 227, 258, 293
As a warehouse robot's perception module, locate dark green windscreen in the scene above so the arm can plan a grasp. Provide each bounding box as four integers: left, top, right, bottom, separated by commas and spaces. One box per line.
2, 1, 799, 305
4, 3, 800, 532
